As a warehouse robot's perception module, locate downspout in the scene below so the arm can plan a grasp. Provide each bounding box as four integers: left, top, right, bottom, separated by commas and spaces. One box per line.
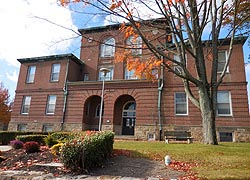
158, 64, 164, 141
61, 59, 69, 131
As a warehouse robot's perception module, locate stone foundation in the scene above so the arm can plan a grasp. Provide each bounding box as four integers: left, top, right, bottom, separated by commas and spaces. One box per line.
7, 121, 250, 142
8, 121, 62, 132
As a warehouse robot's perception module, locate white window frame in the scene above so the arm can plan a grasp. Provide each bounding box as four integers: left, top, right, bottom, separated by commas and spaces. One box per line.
217, 91, 232, 116
98, 67, 113, 81
217, 50, 229, 73
100, 37, 115, 57
125, 68, 138, 80
21, 96, 31, 114
50, 63, 60, 82
26, 65, 36, 83
174, 92, 188, 115
126, 36, 142, 55
46, 95, 57, 114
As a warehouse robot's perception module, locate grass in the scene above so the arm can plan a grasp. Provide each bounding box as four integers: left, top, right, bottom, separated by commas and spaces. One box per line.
114, 141, 250, 180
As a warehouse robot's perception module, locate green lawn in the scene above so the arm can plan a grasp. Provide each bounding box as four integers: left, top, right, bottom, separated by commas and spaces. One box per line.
114, 141, 250, 180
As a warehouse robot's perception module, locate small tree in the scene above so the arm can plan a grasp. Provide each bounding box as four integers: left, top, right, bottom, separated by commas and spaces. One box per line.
0, 83, 12, 130
60, 0, 249, 144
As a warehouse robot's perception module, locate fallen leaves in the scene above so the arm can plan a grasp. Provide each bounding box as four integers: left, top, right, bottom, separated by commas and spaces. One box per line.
169, 160, 199, 180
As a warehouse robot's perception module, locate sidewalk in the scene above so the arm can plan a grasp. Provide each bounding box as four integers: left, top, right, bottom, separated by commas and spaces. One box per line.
0, 145, 177, 180
0, 145, 12, 151
0, 170, 154, 180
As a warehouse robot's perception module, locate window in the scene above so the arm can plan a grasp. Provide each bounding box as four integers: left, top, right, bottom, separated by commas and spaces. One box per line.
51, 64, 60, 82
126, 36, 142, 55
152, 68, 159, 79
98, 68, 113, 81
125, 69, 138, 80
21, 96, 31, 114
218, 51, 228, 73
17, 124, 27, 132
174, 54, 182, 73
175, 92, 188, 115
100, 37, 115, 57
217, 91, 232, 116
173, 54, 187, 74
95, 104, 104, 117
83, 73, 89, 81
26, 65, 36, 83
42, 124, 53, 132
219, 132, 233, 142
46, 95, 57, 114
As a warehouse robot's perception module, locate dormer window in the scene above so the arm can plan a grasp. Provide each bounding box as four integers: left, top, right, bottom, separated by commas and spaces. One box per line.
100, 37, 115, 57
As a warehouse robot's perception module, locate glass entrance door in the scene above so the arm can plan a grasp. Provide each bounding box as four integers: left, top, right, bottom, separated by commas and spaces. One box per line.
122, 101, 136, 135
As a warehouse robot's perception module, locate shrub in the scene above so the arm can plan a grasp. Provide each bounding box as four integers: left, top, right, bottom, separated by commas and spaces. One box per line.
44, 134, 58, 148
50, 132, 75, 143
16, 134, 47, 145
10, 140, 24, 149
24, 141, 40, 153
0, 131, 48, 145
60, 131, 114, 171
50, 142, 64, 156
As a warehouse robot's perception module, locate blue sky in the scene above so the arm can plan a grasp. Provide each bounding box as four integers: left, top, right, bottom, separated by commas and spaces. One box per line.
0, 0, 249, 110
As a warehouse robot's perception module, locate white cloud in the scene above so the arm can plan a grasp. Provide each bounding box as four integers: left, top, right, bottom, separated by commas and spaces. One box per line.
0, 0, 79, 98
6, 70, 18, 83
0, 0, 78, 67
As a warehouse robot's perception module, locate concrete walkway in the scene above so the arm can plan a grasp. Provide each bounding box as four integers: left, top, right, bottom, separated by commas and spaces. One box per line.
0, 146, 163, 180
0, 145, 12, 152
0, 170, 161, 180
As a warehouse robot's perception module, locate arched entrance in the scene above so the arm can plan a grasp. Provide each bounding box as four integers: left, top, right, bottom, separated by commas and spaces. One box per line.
83, 95, 101, 130
113, 95, 136, 135
122, 101, 136, 135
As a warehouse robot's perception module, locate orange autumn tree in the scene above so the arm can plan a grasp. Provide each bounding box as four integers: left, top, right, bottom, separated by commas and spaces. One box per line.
61, 0, 248, 145
223, 0, 250, 35
0, 83, 12, 130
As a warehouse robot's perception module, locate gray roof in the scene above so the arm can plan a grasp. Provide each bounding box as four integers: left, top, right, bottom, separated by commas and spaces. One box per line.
17, 53, 84, 65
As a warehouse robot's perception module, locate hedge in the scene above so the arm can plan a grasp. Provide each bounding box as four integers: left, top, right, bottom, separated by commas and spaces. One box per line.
0, 131, 33, 145
15, 134, 47, 145
60, 131, 114, 171
0, 131, 49, 145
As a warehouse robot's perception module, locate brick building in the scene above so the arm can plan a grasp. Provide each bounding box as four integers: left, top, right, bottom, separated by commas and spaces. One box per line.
9, 23, 250, 142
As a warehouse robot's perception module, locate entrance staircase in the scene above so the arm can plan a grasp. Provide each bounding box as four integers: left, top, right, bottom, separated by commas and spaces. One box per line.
114, 135, 138, 141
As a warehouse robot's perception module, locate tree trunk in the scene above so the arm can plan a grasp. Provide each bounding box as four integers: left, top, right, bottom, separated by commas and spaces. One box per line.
199, 86, 218, 145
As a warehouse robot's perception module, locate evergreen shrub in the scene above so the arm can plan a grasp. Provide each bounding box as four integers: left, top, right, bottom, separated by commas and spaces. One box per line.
16, 134, 47, 145
60, 131, 114, 171
44, 134, 58, 148
50, 132, 74, 142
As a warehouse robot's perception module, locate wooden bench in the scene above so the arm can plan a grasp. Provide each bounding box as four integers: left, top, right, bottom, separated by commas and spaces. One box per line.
164, 131, 193, 144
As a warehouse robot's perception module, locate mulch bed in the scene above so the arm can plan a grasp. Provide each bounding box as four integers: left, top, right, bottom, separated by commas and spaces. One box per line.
0, 147, 198, 179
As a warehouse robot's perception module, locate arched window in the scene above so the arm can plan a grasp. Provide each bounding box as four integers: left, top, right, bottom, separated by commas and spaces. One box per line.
126, 36, 142, 55
100, 37, 115, 57
123, 101, 136, 118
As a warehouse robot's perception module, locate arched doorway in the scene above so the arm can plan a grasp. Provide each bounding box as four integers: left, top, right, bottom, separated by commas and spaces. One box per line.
83, 95, 101, 130
113, 95, 136, 135
122, 101, 136, 135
